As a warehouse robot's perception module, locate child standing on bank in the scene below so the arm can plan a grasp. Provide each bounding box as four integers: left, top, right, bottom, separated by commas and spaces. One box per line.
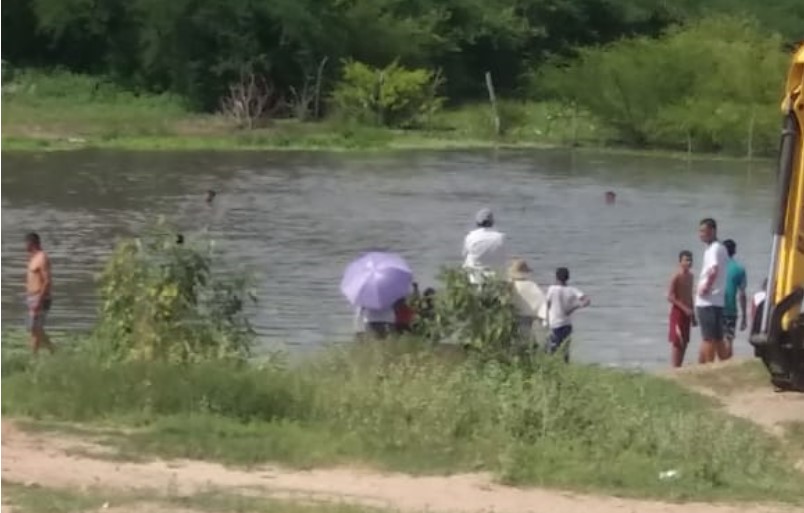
545, 267, 590, 362
667, 250, 696, 368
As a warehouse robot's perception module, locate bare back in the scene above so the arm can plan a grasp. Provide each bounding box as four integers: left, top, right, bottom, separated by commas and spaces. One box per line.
26, 250, 51, 297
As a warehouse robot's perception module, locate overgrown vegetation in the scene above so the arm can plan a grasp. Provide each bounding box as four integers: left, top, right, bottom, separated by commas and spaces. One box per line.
4, 342, 803, 502
89, 220, 256, 363
538, 16, 789, 155
2, 0, 801, 155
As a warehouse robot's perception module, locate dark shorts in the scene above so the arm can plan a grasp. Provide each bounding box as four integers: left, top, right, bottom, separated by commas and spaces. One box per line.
26, 295, 51, 331
548, 325, 573, 362
696, 306, 724, 341
723, 314, 737, 342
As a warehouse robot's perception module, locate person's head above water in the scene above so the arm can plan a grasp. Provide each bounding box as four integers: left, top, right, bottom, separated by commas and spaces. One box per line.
206, 190, 217, 204
475, 208, 494, 228
723, 239, 737, 257
605, 191, 616, 204
25, 232, 41, 253
679, 249, 693, 270
698, 217, 717, 244
556, 267, 570, 284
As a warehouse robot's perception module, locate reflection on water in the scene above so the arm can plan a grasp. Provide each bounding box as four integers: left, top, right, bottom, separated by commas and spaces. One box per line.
1, 148, 774, 368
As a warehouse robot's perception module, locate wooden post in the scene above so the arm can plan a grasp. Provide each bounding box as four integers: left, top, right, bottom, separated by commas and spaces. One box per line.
313, 56, 328, 120
485, 71, 500, 136
747, 108, 755, 161
376, 71, 385, 126
686, 130, 693, 161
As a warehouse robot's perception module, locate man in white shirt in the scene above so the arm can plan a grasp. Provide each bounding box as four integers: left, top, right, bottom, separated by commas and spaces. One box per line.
462, 208, 507, 285
694, 218, 730, 363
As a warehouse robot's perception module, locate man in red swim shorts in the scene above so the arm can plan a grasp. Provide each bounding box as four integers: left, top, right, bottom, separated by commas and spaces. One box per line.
667, 250, 696, 368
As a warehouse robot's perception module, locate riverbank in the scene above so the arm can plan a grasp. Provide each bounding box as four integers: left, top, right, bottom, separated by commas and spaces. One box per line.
0, 71, 771, 160
3, 337, 803, 507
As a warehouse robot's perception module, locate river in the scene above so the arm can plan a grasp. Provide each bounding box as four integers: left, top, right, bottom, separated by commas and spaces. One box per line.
1, 148, 775, 368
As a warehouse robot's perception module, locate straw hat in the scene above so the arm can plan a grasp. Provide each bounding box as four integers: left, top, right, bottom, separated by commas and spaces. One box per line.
508, 258, 532, 280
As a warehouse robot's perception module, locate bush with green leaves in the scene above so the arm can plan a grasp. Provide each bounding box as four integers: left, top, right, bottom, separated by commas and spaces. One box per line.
92, 220, 256, 363
537, 15, 787, 155
331, 60, 444, 128
415, 267, 521, 355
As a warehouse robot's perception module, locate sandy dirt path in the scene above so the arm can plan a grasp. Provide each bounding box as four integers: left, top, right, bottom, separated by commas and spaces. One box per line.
2, 420, 801, 513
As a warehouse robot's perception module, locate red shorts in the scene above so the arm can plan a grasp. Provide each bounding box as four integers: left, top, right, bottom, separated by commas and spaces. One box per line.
668, 307, 691, 347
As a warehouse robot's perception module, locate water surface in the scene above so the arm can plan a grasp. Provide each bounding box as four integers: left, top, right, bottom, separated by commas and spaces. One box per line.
1, 148, 775, 368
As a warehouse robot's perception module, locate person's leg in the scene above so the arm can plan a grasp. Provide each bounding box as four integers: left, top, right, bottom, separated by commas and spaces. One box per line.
697, 307, 717, 364
721, 314, 736, 360
669, 309, 689, 368
712, 307, 728, 361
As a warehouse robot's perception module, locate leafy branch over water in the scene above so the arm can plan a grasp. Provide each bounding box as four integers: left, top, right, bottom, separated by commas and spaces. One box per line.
91, 219, 257, 363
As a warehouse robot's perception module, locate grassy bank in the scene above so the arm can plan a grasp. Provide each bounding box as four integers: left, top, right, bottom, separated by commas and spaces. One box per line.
2, 481, 383, 513
0, 70, 614, 153
3, 339, 802, 504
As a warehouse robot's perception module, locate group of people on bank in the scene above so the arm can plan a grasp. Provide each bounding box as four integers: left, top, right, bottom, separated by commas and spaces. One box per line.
353, 207, 592, 361
352, 207, 761, 368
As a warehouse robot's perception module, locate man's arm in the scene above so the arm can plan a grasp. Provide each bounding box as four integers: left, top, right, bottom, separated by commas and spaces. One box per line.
700, 264, 718, 295
35, 254, 52, 310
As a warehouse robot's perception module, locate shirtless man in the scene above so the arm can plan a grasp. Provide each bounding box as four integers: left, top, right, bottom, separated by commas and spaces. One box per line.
25, 232, 54, 354
667, 250, 696, 367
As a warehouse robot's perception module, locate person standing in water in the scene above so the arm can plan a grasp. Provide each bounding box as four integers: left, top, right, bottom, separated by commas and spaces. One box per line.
462, 208, 507, 285
722, 239, 747, 358
545, 267, 590, 362
694, 218, 730, 363
667, 250, 696, 368
25, 232, 54, 354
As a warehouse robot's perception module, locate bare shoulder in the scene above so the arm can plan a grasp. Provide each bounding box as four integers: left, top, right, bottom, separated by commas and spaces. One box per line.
31, 251, 50, 269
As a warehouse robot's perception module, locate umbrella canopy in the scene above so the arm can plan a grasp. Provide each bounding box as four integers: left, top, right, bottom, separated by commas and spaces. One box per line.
341, 252, 413, 310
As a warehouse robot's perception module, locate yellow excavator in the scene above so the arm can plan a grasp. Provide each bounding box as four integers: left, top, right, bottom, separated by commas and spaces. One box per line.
749, 43, 804, 392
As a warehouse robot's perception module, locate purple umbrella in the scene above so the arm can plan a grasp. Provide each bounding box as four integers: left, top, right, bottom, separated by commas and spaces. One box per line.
341, 252, 413, 310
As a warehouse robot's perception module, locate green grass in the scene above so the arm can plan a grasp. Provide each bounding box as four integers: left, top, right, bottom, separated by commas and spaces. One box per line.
1, 481, 388, 513
3, 341, 803, 504
671, 359, 771, 395
1, 68, 755, 158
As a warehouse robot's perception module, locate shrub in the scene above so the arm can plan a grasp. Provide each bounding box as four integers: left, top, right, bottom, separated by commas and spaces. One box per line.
331, 60, 444, 128
537, 15, 787, 155
417, 268, 521, 356
91, 219, 256, 363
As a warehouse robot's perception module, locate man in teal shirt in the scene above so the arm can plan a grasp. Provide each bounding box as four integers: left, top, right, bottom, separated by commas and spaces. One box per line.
722, 239, 747, 358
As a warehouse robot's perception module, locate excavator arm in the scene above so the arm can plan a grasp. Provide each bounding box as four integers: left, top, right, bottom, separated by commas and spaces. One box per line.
750, 44, 804, 392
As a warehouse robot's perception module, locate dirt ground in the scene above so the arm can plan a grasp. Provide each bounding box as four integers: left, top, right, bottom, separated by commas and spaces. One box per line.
3, 360, 804, 513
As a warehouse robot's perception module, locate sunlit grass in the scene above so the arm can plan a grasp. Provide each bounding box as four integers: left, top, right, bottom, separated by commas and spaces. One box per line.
4, 340, 802, 503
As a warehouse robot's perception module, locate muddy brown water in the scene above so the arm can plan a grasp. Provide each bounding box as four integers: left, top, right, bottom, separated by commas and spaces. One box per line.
1, 148, 775, 368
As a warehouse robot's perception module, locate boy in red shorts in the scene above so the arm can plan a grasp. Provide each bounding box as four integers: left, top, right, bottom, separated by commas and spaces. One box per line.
667, 250, 696, 367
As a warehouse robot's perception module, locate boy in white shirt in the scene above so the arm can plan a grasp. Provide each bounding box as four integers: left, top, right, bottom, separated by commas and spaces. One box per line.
545, 267, 590, 362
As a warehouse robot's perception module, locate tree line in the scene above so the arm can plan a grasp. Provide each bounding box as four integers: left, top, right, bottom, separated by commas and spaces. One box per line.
3, 0, 801, 111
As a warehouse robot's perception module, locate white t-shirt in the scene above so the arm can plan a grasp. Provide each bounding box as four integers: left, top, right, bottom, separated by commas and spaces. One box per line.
753, 290, 766, 309
511, 279, 546, 318
695, 240, 729, 308
545, 285, 585, 329
462, 227, 506, 284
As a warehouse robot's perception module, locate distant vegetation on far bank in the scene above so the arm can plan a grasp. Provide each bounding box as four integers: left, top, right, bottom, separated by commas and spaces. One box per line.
2, 0, 801, 156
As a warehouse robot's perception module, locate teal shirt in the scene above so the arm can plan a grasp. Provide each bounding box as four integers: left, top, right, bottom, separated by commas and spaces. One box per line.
724, 259, 747, 317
